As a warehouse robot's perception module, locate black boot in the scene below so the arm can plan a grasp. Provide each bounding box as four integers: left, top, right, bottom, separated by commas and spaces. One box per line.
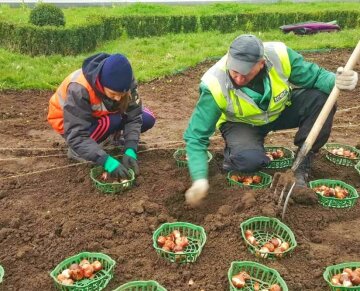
294, 151, 314, 187
293, 151, 317, 205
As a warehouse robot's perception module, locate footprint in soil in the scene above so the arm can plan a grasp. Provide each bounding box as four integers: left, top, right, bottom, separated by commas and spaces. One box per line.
164, 190, 187, 219
165, 191, 213, 224
291, 186, 318, 205
232, 190, 256, 212
241, 191, 257, 209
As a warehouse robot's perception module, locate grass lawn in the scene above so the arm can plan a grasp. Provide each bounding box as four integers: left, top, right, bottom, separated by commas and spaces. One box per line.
1, 3, 359, 25
0, 3, 358, 89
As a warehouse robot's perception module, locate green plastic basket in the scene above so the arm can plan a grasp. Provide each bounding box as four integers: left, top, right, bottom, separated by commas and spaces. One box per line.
323, 262, 360, 291
265, 146, 295, 169
228, 261, 288, 291
309, 179, 359, 208
324, 143, 360, 166
227, 171, 272, 189
173, 148, 213, 168
355, 161, 360, 176
50, 252, 116, 291
90, 167, 135, 194
0, 265, 4, 284
113, 280, 167, 291
240, 216, 297, 260
153, 222, 207, 264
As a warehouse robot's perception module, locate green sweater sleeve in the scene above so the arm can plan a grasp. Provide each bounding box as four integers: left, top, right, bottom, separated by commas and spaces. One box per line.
287, 47, 335, 94
183, 82, 222, 181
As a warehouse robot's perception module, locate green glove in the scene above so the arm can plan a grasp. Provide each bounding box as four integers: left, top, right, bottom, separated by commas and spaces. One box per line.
122, 148, 139, 175
125, 148, 137, 160
104, 156, 129, 178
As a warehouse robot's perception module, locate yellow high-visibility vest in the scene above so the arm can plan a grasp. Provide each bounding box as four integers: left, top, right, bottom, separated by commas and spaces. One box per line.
201, 42, 291, 127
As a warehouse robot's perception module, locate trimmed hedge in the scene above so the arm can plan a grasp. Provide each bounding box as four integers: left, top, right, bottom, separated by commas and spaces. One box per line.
0, 10, 359, 56
99, 16, 125, 40
0, 16, 122, 56
120, 15, 197, 37
119, 10, 360, 37
29, 3, 65, 27
200, 11, 360, 33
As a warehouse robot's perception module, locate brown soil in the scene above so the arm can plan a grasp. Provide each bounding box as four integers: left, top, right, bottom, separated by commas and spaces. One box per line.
1, 49, 360, 291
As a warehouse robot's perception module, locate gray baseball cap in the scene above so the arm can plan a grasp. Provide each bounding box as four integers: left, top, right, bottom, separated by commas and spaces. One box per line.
226, 34, 264, 75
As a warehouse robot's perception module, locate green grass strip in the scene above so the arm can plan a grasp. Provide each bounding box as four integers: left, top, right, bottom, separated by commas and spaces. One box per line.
0, 28, 358, 90
2, 3, 360, 26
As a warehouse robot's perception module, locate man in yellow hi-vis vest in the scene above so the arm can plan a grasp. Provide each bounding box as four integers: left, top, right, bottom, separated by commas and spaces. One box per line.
184, 34, 358, 206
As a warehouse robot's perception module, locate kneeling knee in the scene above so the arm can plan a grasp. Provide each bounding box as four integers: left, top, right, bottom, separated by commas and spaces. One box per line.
226, 149, 270, 172
141, 111, 156, 132
311, 90, 329, 106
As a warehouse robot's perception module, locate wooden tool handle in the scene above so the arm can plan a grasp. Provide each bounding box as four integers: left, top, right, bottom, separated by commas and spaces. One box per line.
292, 40, 360, 171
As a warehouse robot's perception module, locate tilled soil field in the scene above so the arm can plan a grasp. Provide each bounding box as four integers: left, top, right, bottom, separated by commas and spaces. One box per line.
0, 49, 360, 291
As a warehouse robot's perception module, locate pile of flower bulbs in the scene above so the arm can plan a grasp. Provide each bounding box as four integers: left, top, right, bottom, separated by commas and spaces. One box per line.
231, 270, 282, 290
230, 175, 262, 185
313, 185, 349, 199
100, 172, 129, 183
330, 147, 357, 159
330, 267, 360, 287
266, 149, 285, 161
245, 230, 290, 258
57, 259, 102, 285
157, 229, 189, 252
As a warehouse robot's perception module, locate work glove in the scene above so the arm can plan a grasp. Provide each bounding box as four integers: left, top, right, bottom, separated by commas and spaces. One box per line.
336, 67, 358, 90
185, 179, 209, 207
104, 156, 129, 179
122, 148, 140, 175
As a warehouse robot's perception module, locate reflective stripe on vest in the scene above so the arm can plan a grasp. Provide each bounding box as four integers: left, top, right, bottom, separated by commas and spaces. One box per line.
48, 69, 111, 134
201, 42, 291, 126
57, 69, 82, 109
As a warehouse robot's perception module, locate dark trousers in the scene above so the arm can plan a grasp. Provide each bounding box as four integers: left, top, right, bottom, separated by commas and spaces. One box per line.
219, 88, 336, 172
89, 107, 156, 143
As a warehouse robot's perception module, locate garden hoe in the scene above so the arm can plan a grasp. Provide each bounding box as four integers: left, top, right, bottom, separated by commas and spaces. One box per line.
272, 40, 360, 220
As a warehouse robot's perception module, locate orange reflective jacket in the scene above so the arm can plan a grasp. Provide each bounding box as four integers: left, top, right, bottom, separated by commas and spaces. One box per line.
48, 69, 110, 134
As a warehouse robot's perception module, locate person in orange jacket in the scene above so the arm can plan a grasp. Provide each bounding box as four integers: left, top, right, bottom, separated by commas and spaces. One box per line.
48, 53, 155, 178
